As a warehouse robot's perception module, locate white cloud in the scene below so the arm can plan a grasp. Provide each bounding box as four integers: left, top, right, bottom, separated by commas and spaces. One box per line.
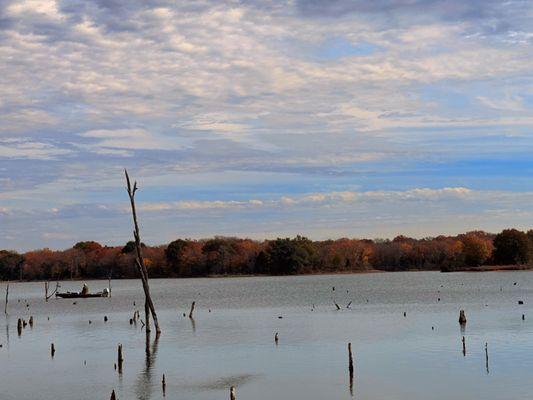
0, 138, 72, 160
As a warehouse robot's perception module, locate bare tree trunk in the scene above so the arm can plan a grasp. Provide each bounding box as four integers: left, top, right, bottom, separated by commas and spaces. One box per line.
125, 170, 161, 335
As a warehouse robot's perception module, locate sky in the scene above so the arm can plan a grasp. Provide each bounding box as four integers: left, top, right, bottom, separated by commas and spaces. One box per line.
0, 0, 533, 251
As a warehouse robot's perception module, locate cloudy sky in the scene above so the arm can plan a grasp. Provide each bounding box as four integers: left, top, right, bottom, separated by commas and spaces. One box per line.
1, 0, 533, 251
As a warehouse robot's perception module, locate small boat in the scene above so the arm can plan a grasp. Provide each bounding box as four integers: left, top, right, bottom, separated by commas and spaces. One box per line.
55, 287, 110, 299
55, 291, 107, 299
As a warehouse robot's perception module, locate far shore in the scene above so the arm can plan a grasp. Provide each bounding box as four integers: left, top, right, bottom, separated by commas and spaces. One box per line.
2, 265, 533, 284
442, 264, 533, 273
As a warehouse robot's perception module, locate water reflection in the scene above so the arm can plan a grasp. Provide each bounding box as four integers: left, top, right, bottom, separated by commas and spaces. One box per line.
5, 317, 9, 347
485, 343, 490, 374
134, 333, 160, 400
190, 317, 196, 334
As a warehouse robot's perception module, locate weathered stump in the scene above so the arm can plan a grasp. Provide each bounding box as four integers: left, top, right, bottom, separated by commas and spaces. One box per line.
117, 344, 123, 373
459, 310, 467, 325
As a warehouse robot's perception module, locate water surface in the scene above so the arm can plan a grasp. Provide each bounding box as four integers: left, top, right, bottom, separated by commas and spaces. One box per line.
1, 271, 532, 400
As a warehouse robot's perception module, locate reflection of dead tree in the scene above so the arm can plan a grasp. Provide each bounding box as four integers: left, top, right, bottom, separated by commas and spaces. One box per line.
125, 170, 161, 335
134, 332, 160, 399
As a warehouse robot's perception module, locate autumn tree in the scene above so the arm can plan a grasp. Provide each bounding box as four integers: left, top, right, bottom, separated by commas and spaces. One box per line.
460, 234, 491, 267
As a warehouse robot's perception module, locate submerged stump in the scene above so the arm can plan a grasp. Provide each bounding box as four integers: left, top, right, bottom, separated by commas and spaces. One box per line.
459, 310, 467, 325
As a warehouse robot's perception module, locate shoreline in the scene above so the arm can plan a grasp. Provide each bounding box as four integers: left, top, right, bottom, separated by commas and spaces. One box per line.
442, 264, 533, 273
3, 265, 532, 284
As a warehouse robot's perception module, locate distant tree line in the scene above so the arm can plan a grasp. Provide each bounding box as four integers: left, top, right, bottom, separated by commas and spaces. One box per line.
1, 229, 533, 281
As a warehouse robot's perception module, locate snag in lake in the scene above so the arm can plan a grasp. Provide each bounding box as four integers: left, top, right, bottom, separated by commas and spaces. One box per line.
125, 169, 161, 335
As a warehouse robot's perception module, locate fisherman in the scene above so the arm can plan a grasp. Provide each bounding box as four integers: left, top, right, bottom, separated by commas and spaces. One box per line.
81, 283, 89, 295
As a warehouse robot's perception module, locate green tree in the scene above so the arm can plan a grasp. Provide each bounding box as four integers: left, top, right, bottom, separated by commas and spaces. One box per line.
265, 236, 317, 275
0, 250, 24, 281
493, 229, 532, 265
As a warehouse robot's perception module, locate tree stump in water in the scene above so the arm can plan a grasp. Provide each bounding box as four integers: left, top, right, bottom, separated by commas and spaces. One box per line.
230, 386, 236, 400
117, 344, 123, 373
459, 310, 467, 325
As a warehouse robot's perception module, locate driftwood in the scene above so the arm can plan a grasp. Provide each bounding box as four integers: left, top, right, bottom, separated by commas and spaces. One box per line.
189, 301, 196, 319
125, 170, 161, 335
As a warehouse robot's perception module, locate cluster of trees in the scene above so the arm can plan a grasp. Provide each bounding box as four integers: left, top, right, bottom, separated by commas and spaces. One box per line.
1, 229, 532, 281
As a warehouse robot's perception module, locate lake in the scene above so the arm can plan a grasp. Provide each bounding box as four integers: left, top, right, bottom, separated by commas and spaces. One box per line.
1, 271, 532, 400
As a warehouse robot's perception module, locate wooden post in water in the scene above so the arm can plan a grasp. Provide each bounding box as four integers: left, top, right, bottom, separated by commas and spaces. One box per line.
462, 336, 466, 356
348, 342, 354, 395
45, 282, 48, 301
485, 342, 489, 374
230, 386, 236, 400
117, 344, 123, 373
162, 374, 166, 396
110, 389, 116, 400
189, 301, 196, 319
29, 316, 33, 328
125, 170, 161, 335
459, 310, 467, 325
17, 318, 22, 336
275, 332, 279, 345
4, 283, 9, 314
51, 343, 55, 358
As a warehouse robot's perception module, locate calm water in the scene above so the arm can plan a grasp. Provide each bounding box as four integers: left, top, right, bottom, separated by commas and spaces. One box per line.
1, 271, 532, 400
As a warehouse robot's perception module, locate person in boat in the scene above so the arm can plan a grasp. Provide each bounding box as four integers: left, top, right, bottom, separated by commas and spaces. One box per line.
80, 284, 89, 295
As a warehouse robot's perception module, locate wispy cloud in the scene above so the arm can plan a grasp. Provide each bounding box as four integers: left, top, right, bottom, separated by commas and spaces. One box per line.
0, 0, 532, 249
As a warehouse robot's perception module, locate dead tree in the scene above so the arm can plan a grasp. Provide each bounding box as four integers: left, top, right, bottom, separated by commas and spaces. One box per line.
125, 170, 161, 335
45, 281, 59, 301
